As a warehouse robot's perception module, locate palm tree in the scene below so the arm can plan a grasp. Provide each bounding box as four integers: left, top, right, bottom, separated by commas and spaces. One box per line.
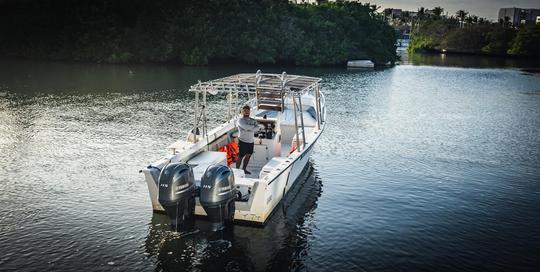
413, 7, 426, 32
417, 7, 425, 20
433, 6, 444, 19
465, 16, 473, 25
503, 16, 511, 28
456, 10, 468, 28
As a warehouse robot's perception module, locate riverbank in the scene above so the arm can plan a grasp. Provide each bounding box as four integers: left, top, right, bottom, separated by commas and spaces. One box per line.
0, 0, 397, 66
400, 52, 540, 70
408, 18, 540, 58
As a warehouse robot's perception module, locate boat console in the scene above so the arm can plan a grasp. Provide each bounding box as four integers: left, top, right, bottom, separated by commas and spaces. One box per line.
248, 116, 281, 176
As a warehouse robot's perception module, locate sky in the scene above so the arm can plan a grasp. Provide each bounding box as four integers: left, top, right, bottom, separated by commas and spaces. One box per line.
373, 0, 540, 20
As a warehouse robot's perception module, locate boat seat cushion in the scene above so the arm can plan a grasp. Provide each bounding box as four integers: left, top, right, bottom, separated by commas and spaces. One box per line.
188, 151, 227, 185
279, 109, 317, 127
260, 157, 287, 179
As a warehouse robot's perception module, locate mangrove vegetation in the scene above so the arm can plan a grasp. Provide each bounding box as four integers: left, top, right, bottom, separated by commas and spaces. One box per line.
0, 0, 398, 65
407, 7, 540, 57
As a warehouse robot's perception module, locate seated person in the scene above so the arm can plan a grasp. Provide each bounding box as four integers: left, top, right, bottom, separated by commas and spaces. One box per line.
218, 133, 239, 166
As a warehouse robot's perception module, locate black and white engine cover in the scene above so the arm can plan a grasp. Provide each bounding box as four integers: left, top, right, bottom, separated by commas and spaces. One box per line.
200, 164, 236, 231
158, 162, 196, 230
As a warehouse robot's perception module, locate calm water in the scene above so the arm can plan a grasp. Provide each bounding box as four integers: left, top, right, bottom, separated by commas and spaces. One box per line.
1, 58, 539, 272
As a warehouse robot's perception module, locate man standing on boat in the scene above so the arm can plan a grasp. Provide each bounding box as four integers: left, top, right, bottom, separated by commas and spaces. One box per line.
236, 105, 259, 175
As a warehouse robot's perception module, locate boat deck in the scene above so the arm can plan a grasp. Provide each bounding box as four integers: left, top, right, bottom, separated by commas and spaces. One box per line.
243, 164, 263, 179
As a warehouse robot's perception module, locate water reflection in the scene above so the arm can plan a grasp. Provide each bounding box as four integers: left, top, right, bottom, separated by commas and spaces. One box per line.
145, 162, 322, 272
0, 59, 338, 95
403, 52, 540, 69
0, 59, 252, 95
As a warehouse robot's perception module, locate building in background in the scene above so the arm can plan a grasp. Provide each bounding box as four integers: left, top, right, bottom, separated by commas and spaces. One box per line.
383, 8, 419, 36
291, 0, 318, 3
390, 8, 402, 19
498, 7, 540, 26
290, 0, 366, 5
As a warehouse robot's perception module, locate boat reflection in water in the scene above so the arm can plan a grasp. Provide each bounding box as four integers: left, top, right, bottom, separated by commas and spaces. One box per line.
144, 162, 322, 271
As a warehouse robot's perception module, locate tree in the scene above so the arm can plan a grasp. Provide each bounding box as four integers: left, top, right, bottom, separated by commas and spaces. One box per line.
383, 8, 392, 17
508, 24, 540, 57
482, 27, 516, 55
456, 10, 468, 28
433, 6, 444, 19
417, 7, 425, 20
408, 8, 525, 57
465, 16, 473, 25
504, 16, 511, 28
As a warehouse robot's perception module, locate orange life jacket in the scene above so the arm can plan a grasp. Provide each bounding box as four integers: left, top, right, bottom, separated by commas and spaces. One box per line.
290, 146, 297, 154
219, 142, 239, 166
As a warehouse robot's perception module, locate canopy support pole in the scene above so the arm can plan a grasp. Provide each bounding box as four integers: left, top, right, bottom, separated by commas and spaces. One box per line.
315, 84, 321, 130
193, 89, 199, 143
298, 94, 307, 149
292, 95, 301, 152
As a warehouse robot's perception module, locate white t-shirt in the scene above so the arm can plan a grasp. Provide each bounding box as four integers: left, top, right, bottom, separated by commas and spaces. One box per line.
237, 117, 259, 143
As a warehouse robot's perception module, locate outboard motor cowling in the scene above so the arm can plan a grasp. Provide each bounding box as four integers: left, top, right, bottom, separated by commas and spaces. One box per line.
200, 165, 236, 231
158, 163, 196, 230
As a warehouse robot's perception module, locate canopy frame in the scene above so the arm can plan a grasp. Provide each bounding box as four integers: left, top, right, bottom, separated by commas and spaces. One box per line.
188, 70, 322, 144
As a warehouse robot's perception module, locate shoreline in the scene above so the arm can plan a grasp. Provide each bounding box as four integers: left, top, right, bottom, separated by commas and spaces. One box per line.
409, 48, 540, 60
0, 55, 395, 68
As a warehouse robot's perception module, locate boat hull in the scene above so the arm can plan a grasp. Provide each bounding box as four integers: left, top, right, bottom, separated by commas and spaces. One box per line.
194, 126, 322, 225
141, 72, 326, 226
143, 125, 323, 225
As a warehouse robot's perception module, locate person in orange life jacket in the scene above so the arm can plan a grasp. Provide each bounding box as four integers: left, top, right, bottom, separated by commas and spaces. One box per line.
218, 135, 239, 166
228, 135, 239, 165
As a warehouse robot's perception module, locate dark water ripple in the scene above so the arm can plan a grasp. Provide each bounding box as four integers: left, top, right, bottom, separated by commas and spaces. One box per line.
1, 60, 540, 271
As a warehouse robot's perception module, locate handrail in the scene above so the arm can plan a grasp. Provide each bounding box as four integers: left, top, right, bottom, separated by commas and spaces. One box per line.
189, 71, 322, 147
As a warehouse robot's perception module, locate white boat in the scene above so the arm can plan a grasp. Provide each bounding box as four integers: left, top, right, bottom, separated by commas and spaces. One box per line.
347, 60, 375, 68
141, 71, 326, 227
396, 38, 410, 51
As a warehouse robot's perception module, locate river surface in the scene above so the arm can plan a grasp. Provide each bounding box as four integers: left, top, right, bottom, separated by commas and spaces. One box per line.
1, 57, 539, 271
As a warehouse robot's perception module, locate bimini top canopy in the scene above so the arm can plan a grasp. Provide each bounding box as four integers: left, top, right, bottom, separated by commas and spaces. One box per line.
189, 71, 321, 96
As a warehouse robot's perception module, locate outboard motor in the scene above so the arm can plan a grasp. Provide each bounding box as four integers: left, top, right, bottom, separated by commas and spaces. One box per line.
158, 163, 196, 230
200, 165, 236, 231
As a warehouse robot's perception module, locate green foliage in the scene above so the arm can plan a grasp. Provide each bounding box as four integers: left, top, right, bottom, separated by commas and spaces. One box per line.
408, 13, 540, 57
408, 35, 436, 53
408, 19, 456, 52
0, 0, 397, 66
442, 27, 486, 53
482, 28, 515, 55
508, 24, 540, 57
108, 52, 134, 64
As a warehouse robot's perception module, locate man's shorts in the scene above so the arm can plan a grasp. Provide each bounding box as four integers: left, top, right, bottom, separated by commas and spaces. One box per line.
238, 140, 254, 157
